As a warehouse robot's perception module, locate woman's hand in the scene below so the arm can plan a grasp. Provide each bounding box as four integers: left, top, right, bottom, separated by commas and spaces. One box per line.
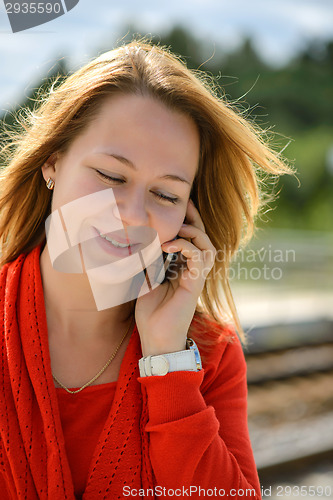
135, 199, 216, 357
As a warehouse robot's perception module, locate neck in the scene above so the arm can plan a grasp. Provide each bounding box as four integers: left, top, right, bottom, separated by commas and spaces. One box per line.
39, 244, 135, 342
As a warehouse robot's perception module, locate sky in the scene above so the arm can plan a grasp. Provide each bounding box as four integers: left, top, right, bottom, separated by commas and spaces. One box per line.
0, 0, 333, 111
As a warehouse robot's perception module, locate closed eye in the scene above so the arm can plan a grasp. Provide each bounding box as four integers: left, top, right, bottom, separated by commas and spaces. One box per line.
96, 169, 179, 204
96, 170, 125, 183
154, 192, 179, 204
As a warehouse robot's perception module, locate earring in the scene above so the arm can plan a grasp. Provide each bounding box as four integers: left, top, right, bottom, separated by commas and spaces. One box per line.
46, 178, 55, 190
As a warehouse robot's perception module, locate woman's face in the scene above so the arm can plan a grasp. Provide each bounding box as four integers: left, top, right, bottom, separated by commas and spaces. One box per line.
42, 93, 200, 262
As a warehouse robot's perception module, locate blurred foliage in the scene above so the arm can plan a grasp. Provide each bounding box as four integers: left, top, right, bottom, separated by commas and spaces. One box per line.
156, 27, 333, 232
1, 26, 332, 232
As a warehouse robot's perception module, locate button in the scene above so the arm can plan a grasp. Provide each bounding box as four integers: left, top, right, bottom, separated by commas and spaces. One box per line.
152, 356, 169, 376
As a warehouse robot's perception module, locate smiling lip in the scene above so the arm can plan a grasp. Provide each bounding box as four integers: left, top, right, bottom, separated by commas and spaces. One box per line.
95, 228, 138, 248
100, 233, 131, 248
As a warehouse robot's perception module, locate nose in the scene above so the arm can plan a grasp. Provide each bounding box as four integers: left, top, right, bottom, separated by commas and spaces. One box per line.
112, 189, 149, 227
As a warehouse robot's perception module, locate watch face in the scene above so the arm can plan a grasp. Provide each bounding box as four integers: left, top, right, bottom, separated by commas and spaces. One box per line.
187, 338, 202, 371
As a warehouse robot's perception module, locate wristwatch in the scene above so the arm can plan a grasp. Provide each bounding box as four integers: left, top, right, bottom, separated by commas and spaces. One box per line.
139, 338, 202, 377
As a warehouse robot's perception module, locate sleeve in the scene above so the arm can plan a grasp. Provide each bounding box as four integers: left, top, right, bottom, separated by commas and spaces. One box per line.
138, 334, 261, 499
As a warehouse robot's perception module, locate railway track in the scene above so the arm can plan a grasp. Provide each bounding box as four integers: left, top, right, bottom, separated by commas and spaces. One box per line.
245, 337, 333, 487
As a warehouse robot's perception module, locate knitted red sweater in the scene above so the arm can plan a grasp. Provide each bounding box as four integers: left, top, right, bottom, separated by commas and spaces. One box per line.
0, 246, 261, 499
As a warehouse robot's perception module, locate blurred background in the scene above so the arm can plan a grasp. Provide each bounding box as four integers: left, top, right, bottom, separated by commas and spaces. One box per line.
1, 1, 332, 497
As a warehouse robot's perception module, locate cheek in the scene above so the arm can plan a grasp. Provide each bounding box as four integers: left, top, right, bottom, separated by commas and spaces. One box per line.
152, 206, 186, 244
52, 170, 100, 212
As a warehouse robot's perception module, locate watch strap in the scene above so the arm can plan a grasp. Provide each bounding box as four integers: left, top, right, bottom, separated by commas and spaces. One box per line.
139, 338, 202, 377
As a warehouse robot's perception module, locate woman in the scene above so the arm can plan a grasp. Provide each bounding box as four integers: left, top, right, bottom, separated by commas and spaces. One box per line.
0, 41, 290, 499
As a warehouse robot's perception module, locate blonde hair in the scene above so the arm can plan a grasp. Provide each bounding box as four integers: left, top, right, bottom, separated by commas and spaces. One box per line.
0, 40, 291, 344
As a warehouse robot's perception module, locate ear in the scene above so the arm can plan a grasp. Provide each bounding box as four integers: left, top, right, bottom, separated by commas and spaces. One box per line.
41, 153, 59, 182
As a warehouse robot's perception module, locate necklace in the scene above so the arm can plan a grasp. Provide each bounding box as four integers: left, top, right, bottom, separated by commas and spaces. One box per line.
52, 317, 134, 395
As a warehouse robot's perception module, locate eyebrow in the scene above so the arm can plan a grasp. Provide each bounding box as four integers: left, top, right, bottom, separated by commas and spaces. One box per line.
94, 152, 192, 186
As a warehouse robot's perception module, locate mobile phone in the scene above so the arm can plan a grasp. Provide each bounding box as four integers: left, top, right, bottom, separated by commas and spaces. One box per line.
163, 236, 180, 271
163, 251, 177, 272
162, 235, 187, 286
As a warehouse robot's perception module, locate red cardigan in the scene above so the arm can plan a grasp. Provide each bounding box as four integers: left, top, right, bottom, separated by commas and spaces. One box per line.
56, 382, 118, 497
0, 246, 261, 499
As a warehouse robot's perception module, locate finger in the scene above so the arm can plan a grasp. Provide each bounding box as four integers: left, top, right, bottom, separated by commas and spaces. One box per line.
162, 237, 215, 271
162, 239, 214, 288
162, 238, 201, 260
177, 224, 216, 257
